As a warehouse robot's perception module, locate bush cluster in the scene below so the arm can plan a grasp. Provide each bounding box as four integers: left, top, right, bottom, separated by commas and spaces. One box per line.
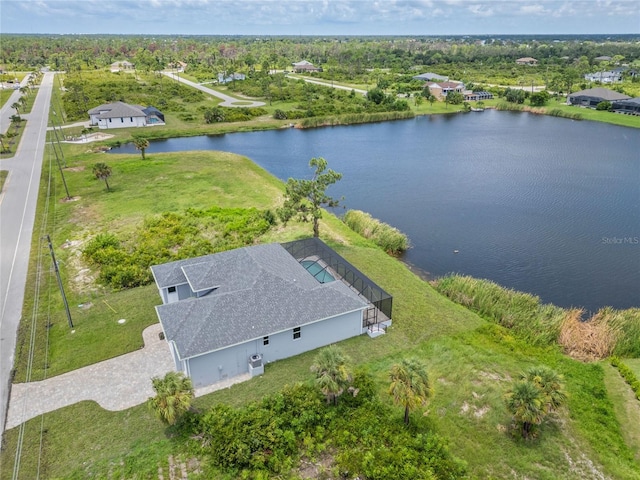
83, 207, 275, 289
343, 209, 410, 255
610, 357, 640, 400
184, 379, 465, 479
203, 106, 268, 123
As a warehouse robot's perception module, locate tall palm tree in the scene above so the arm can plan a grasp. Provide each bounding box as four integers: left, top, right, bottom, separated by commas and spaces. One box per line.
389, 358, 431, 425
147, 371, 194, 425
520, 366, 567, 414
505, 380, 545, 439
92, 162, 113, 191
10, 102, 21, 115
133, 136, 150, 160
310, 345, 350, 405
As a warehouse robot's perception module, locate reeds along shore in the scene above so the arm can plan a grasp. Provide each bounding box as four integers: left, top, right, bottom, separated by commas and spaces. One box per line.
434, 274, 640, 360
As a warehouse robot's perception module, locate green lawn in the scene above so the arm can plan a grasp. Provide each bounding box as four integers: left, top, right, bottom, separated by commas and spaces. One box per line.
2, 138, 639, 478
0, 170, 7, 191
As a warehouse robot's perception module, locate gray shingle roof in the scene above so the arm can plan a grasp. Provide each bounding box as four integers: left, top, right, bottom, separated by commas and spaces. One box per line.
153, 244, 368, 359
88, 101, 147, 119
568, 88, 631, 101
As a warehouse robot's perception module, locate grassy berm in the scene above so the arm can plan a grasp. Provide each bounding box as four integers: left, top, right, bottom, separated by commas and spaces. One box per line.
1, 143, 639, 479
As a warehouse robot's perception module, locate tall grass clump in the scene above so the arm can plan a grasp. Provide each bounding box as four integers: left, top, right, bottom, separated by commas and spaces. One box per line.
597, 307, 640, 357
343, 209, 410, 255
547, 108, 583, 120
495, 101, 524, 112
433, 275, 564, 346
558, 308, 618, 361
299, 111, 414, 128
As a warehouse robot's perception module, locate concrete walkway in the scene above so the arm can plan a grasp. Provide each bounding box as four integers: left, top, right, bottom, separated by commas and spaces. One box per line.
161, 71, 265, 107
6, 324, 250, 429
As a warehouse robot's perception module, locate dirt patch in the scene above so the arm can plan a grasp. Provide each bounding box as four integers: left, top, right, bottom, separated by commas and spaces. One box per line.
65, 166, 86, 172
563, 450, 609, 480
296, 450, 336, 479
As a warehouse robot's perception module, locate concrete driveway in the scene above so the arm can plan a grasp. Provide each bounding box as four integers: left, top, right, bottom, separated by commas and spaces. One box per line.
6, 323, 250, 429
161, 71, 265, 107
0, 72, 54, 434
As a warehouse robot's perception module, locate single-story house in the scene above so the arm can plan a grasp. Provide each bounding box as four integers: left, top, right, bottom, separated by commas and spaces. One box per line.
292, 60, 322, 73
611, 97, 640, 115
88, 101, 165, 129
217, 72, 246, 84
567, 88, 631, 108
516, 57, 538, 66
110, 60, 135, 73
584, 70, 623, 83
151, 239, 392, 388
464, 91, 493, 101
412, 72, 447, 82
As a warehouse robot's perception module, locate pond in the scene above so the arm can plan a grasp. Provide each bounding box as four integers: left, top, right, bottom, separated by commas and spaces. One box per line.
110, 111, 640, 312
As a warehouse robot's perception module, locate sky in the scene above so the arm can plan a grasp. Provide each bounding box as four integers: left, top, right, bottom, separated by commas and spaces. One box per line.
0, 0, 638, 36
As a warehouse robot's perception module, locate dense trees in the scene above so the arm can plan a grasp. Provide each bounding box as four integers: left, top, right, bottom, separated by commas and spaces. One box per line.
278, 157, 342, 238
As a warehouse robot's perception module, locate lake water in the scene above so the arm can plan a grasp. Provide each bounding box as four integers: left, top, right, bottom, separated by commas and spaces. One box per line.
110, 111, 640, 312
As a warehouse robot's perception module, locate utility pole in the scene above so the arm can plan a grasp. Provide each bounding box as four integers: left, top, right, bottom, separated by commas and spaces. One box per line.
46, 235, 73, 328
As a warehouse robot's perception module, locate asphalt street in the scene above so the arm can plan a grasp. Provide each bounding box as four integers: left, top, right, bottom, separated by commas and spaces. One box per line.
0, 72, 54, 434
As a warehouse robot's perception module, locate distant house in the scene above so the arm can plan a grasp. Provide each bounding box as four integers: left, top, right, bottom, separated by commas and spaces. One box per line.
584, 70, 623, 84
217, 72, 246, 84
567, 88, 631, 108
426, 81, 465, 99
516, 57, 538, 66
110, 60, 135, 73
88, 101, 165, 129
151, 239, 392, 388
292, 60, 322, 73
611, 97, 640, 115
167, 61, 187, 72
412, 72, 447, 82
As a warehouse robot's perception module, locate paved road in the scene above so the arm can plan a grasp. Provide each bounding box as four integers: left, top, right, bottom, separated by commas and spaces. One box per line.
287, 75, 368, 95
0, 72, 54, 434
0, 76, 31, 135
161, 71, 266, 107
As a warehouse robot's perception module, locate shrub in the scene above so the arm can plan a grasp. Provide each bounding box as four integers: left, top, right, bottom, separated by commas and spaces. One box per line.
273, 109, 288, 120
610, 357, 640, 401
596, 101, 612, 111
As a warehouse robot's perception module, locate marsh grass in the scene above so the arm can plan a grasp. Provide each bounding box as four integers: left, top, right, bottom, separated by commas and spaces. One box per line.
299, 110, 414, 128
343, 209, 409, 255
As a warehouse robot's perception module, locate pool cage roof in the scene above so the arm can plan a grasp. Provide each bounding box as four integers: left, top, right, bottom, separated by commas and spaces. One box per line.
282, 237, 393, 320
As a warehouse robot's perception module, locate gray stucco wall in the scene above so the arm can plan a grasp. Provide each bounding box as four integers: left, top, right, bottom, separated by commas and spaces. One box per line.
186, 309, 364, 387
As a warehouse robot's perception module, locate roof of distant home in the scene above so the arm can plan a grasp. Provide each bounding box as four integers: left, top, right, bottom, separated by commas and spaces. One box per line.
152, 243, 368, 360
413, 72, 447, 81
568, 88, 631, 101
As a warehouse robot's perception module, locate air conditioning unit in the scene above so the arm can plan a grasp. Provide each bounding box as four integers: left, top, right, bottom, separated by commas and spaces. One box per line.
248, 353, 264, 377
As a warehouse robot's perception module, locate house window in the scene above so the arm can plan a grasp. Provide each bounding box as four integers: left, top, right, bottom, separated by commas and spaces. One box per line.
108, 118, 112, 123
293, 327, 301, 340
263, 336, 269, 346
120, 118, 124, 123
130, 117, 133, 122
168, 286, 176, 293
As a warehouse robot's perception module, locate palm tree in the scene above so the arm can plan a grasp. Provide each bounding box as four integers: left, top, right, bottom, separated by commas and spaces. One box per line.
147, 371, 194, 425
505, 380, 545, 439
10, 102, 21, 115
133, 136, 150, 160
520, 366, 567, 414
389, 358, 431, 425
92, 162, 113, 191
310, 345, 350, 405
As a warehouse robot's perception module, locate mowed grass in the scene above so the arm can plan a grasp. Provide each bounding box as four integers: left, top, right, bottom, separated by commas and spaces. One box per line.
2, 143, 640, 478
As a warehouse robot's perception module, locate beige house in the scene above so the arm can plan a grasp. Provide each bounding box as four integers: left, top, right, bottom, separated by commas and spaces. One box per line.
291, 60, 322, 73
516, 57, 538, 66
110, 60, 135, 73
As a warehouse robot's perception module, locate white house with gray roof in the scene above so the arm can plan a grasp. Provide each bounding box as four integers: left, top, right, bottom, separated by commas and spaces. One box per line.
151, 242, 375, 388
88, 101, 165, 129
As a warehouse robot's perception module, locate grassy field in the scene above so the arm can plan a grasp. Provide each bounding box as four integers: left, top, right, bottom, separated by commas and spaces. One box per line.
1, 137, 639, 478
0, 170, 7, 192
